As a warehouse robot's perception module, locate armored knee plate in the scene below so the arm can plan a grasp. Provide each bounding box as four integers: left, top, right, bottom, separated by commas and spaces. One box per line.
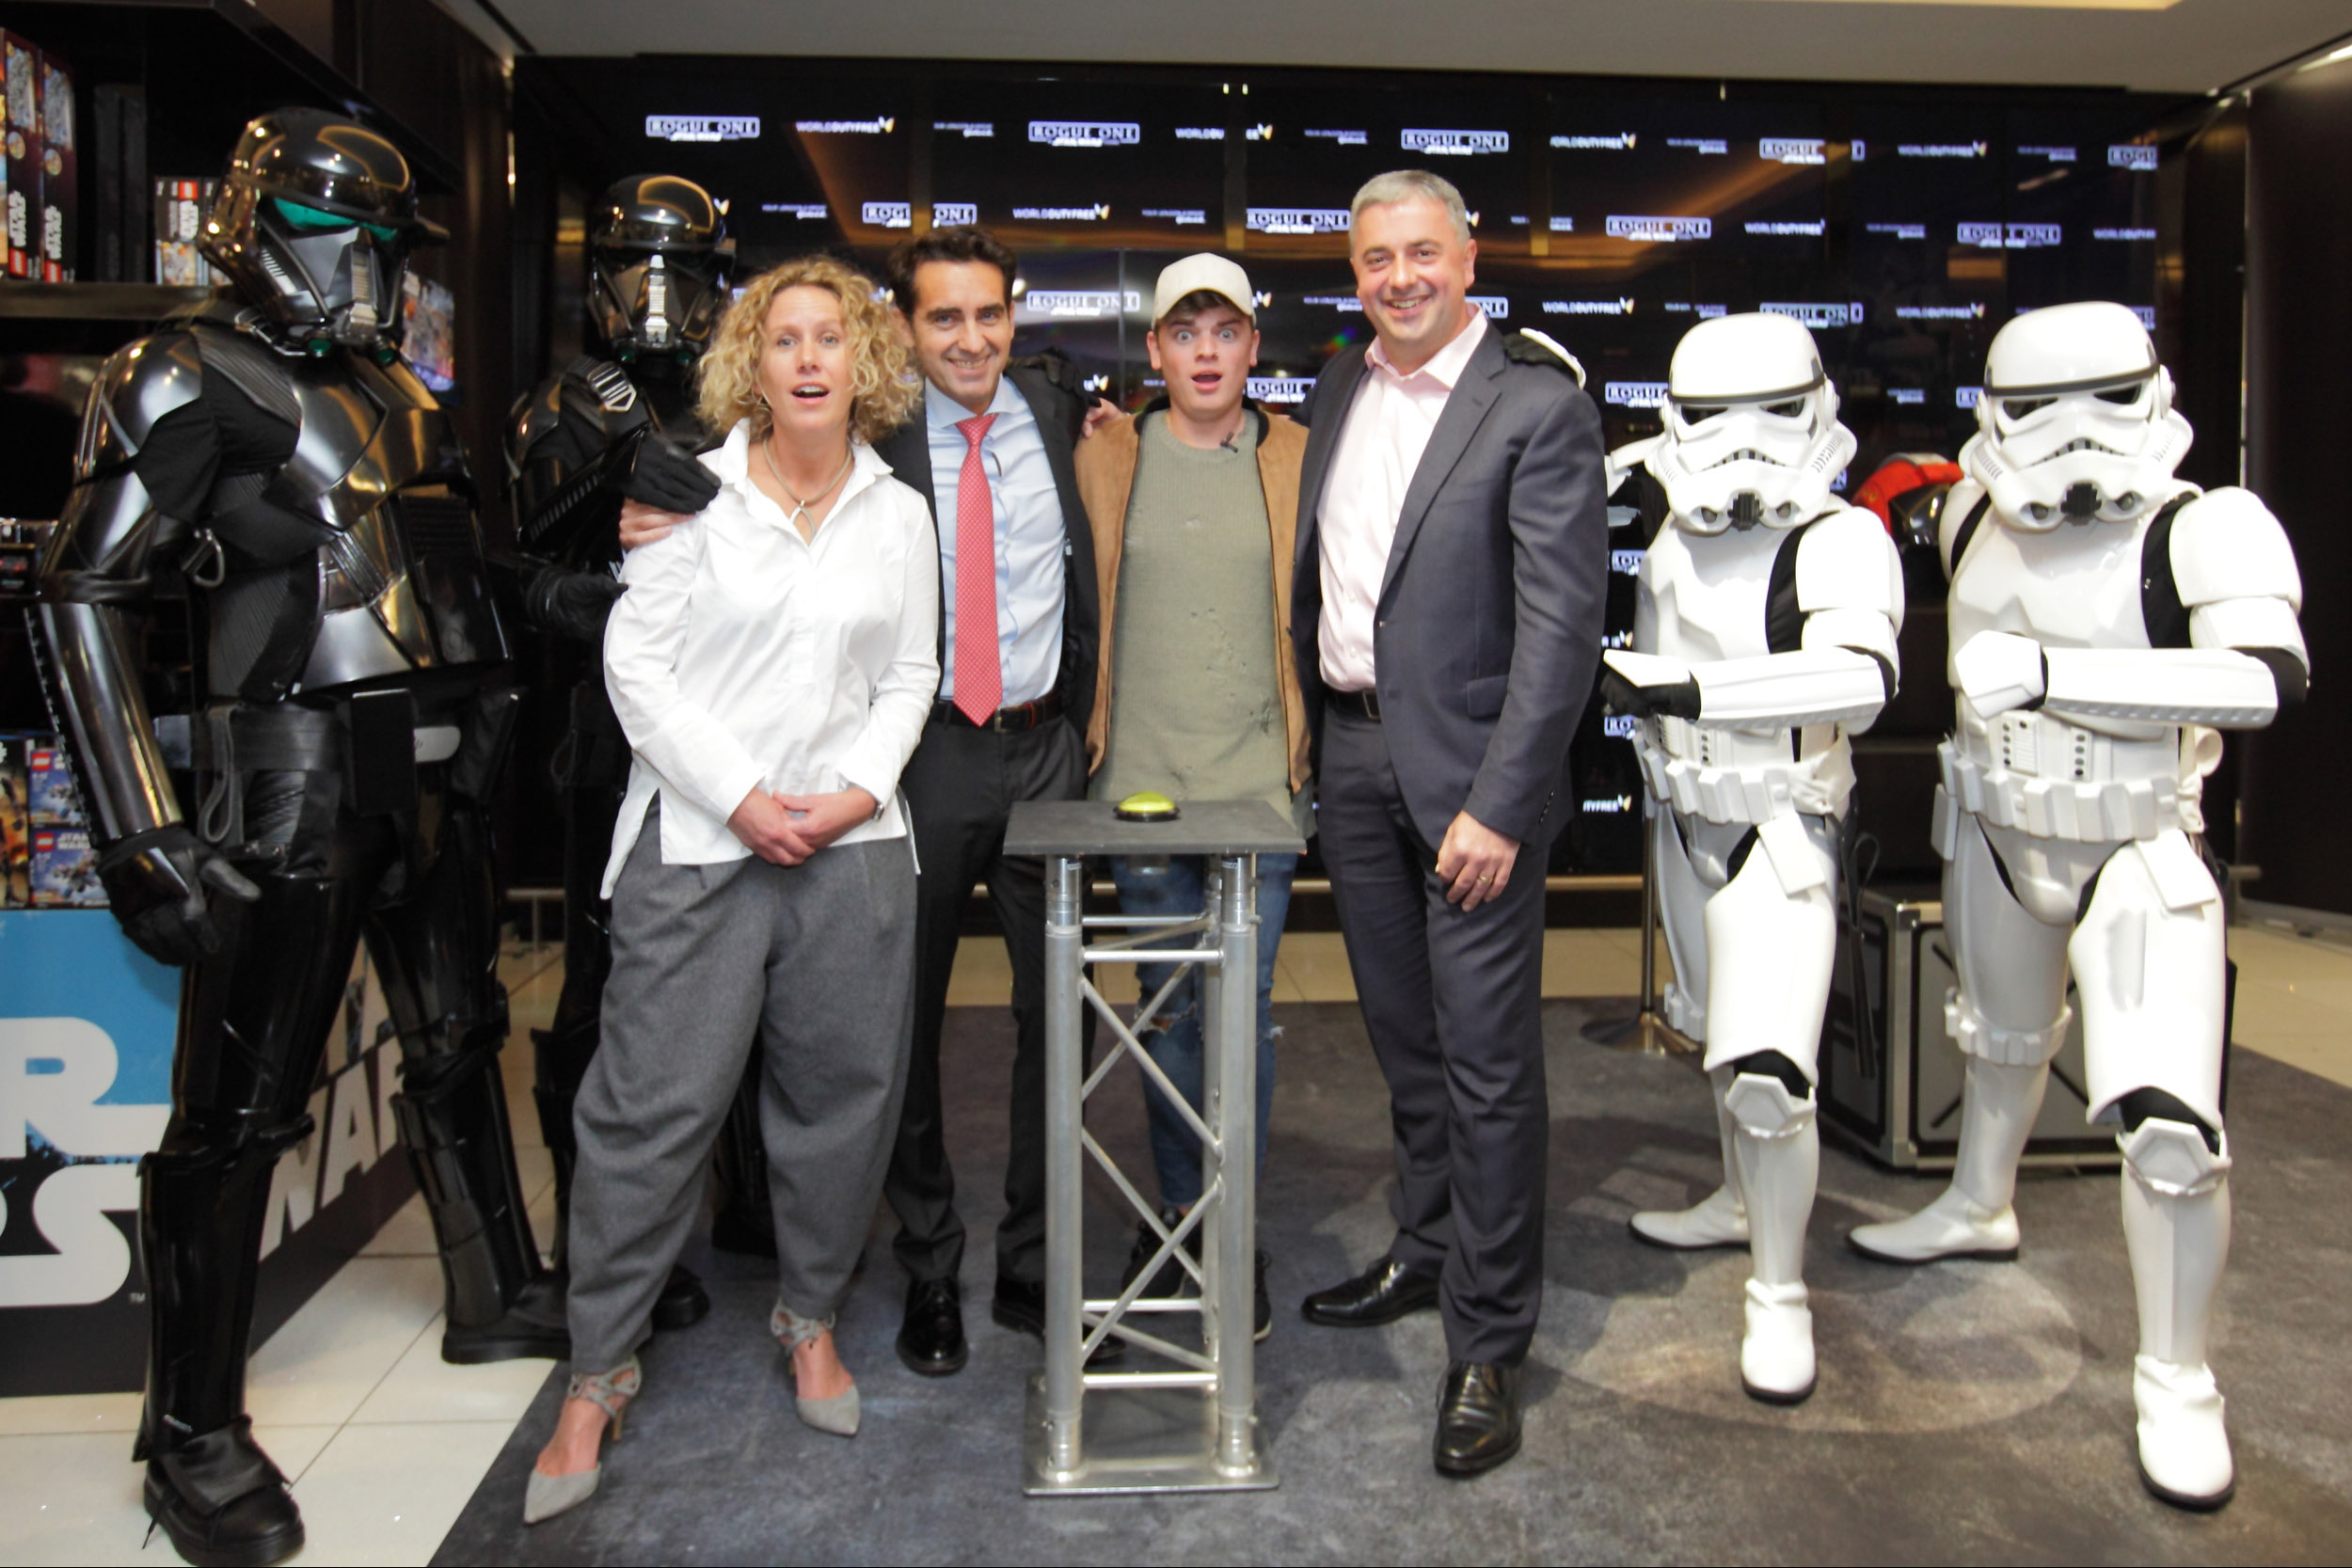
2120, 1117, 2230, 1198
1725, 1071, 1816, 1139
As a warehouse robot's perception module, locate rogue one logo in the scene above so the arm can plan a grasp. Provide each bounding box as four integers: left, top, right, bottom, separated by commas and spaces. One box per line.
1030, 120, 1140, 148
646, 115, 760, 142
1607, 214, 1711, 242
1023, 290, 1141, 318
1605, 381, 1672, 408
2108, 145, 2159, 170
1247, 207, 1352, 234
932, 202, 978, 226
1760, 138, 1827, 165
1247, 375, 1314, 404
863, 202, 913, 230
1958, 222, 2062, 248
1401, 128, 1510, 155
1761, 301, 1864, 328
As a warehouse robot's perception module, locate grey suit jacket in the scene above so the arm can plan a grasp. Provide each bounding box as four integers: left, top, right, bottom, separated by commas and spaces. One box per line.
1290, 326, 1610, 847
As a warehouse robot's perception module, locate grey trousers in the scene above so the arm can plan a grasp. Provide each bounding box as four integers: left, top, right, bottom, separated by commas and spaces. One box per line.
568, 807, 917, 1371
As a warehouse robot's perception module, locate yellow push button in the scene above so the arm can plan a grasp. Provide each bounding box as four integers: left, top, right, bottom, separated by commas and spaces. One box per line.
1113, 790, 1180, 823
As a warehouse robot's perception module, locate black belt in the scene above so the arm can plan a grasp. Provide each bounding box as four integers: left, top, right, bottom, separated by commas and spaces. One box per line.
930, 690, 1064, 734
1328, 688, 1383, 722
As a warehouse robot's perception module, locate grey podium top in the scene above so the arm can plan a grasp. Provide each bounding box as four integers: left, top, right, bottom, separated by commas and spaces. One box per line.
1004, 799, 1308, 859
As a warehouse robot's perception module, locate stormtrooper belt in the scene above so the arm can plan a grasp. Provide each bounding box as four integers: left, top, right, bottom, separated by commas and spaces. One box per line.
1940, 717, 2188, 843
1639, 717, 1850, 826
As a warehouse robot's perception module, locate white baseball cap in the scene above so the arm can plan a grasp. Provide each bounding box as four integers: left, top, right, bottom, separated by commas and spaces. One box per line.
1152, 253, 1255, 323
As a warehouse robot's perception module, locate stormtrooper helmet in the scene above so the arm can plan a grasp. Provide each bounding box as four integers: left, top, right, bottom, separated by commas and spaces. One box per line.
1647, 312, 1857, 534
588, 175, 734, 362
202, 107, 447, 354
1961, 301, 2194, 529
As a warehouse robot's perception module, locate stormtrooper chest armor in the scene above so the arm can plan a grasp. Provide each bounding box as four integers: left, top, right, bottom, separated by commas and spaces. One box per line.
1637, 521, 1782, 668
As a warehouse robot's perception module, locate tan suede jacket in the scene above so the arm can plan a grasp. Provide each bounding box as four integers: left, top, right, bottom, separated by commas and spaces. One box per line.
1075, 404, 1311, 795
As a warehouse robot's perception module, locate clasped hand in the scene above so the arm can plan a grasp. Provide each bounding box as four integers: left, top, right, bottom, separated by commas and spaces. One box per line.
1436, 811, 1520, 912
727, 785, 878, 866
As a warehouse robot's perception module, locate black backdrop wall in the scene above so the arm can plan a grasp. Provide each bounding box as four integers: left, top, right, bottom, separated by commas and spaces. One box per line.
2244, 55, 2352, 918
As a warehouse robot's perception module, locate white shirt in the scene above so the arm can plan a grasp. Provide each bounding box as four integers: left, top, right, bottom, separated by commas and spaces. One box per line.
1316, 309, 1488, 692
926, 378, 1067, 706
601, 423, 941, 896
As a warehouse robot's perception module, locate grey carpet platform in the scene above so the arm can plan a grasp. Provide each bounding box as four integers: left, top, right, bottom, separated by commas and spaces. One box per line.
436, 1000, 2352, 1564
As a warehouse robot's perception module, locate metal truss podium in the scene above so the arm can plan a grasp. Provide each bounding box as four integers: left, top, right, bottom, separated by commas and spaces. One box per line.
1004, 800, 1305, 1497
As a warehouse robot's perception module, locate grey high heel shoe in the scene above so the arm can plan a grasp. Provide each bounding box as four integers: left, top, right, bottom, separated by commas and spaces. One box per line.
772, 1302, 860, 1437
522, 1357, 641, 1525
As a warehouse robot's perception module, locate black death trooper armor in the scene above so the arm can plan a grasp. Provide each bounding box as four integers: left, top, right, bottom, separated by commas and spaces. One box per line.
35, 109, 563, 1567
1847, 303, 2308, 1511
504, 176, 776, 1284
1600, 313, 1903, 1403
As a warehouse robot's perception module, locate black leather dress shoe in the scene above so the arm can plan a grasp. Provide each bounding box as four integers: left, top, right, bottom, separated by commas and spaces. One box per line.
1300, 1257, 1440, 1327
897, 1276, 968, 1377
1433, 1360, 1523, 1478
144, 1418, 305, 1567
993, 1277, 1125, 1364
650, 1263, 711, 1332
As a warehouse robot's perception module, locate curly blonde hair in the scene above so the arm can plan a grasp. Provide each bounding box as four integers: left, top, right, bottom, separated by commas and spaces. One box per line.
695, 256, 918, 446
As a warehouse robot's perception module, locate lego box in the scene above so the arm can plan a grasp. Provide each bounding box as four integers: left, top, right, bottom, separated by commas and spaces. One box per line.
37, 47, 72, 282
30, 825, 104, 907
27, 741, 88, 827
152, 176, 215, 285
3, 31, 40, 278
0, 734, 30, 908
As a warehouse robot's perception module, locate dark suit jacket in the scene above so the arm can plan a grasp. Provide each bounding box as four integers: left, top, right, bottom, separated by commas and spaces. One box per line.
875, 364, 1100, 742
1291, 327, 1609, 848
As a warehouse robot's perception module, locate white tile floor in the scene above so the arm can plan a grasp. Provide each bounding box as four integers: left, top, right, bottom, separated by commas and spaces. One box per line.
7, 922, 2348, 1564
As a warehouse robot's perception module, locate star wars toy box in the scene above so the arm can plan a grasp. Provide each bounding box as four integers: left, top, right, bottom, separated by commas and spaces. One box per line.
30, 825, 103, 907
0, 733, 31, 908
37, 47, 73, 282
152, 177, 216, 285
2, 31, 40, 278
27, 739, 88, 828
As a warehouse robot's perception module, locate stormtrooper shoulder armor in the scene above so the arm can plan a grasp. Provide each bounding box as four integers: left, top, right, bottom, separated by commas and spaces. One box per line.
2166, 487, 2304, 613
82, 332, 206, 474
1794, 505, 1904, 672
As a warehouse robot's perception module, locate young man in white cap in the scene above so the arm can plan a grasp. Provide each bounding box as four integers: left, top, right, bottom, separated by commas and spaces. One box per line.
1075, 254, 1312, 1338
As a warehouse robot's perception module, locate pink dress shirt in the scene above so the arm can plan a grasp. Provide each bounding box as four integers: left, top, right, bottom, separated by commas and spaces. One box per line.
1315, 309, 1490, 692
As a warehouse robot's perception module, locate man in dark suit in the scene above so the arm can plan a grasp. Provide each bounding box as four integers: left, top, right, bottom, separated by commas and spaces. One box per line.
1291, 171, 1608, 1476
872, 228, 1107, 1378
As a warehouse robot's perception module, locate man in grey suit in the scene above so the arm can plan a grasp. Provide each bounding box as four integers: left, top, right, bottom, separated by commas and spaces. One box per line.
1292, 169, 1609, 1476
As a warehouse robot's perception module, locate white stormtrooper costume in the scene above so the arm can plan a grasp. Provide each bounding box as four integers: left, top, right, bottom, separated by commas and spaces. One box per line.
1847, 302, 2308, 1510
1603, 313, 1904, 1403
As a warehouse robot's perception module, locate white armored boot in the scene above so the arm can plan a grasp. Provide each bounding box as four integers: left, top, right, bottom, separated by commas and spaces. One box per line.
1631, 1067, 1751, 1250
2120, 1117, 2234, 1510
1726, 1071, 1819, 1403
1849, 1054, 2044, 1263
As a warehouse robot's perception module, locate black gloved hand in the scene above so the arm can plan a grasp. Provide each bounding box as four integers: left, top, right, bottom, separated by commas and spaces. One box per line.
95, 824, 262, 967
1599, 665, 1702, 721
617, 432, 720, 515
522, 562, 628, 641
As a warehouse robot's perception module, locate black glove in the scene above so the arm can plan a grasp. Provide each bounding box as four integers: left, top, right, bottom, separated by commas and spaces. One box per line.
95, 824, 262, 967
1599, 665, 1702, 721
617, 432, 720, 515
522, 562, 628, 642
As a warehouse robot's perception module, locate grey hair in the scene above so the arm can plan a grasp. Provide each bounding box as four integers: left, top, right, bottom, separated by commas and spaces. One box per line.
1349, 169, 1472, 245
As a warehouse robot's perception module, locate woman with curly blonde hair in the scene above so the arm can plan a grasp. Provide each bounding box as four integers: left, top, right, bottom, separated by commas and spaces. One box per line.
526, 259, 940, 1524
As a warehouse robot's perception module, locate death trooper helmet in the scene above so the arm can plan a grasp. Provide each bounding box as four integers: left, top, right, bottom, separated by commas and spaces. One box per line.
201, 107, 446, 353
1961, 301, 2193, 529
1647, 312, 1856, 534
587, 175, 734, 362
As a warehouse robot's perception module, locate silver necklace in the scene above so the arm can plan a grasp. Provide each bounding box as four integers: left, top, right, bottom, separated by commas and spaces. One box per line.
760, 435, 855, 533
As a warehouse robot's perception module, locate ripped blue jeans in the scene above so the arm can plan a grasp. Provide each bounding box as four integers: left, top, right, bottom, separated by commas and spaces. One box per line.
1106, 852, 1298, 1210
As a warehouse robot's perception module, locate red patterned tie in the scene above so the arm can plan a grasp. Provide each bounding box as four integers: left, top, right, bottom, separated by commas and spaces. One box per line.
951, 413, 1002, 726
